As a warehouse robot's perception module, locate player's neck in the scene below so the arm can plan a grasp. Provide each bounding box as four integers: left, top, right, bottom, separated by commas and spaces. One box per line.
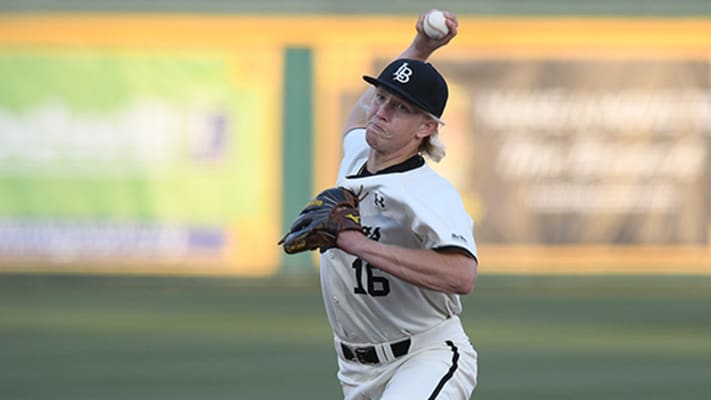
367, 148, 419, 174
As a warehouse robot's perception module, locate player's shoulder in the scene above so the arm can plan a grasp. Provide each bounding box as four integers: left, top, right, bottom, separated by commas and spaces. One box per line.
348, 159, 472, 233
394, 164, 466, 210
338, 128, 368, 180
344, 127, 366, 143
412, 164, 460, 196
342, 128, 367, 158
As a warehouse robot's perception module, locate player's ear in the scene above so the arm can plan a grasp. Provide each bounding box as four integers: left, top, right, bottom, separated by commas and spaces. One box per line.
416, 117, 438, 139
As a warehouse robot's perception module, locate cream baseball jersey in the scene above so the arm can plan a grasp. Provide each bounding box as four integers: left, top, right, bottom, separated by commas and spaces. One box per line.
320, 128, 477, 344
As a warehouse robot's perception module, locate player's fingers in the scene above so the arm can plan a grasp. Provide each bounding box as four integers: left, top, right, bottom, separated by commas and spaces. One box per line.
442, 12, 458, 36
415, 14, 426, 33
443, 11, 458, 26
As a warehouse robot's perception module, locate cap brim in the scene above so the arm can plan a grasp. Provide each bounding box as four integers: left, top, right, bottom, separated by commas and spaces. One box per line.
362, 76, 444, 125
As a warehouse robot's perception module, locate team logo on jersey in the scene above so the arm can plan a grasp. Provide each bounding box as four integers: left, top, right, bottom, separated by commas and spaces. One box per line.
362, 226, 381, 241
392, 62, 413, 83
373, 193, 386, 209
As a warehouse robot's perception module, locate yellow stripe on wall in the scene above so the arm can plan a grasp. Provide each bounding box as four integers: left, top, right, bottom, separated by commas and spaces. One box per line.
479, 245, 711, 275
2, 15, 711, 49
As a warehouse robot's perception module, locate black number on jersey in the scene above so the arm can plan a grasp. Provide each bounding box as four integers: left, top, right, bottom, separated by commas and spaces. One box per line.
352, 259, 390, 297
361, 226, 381, 241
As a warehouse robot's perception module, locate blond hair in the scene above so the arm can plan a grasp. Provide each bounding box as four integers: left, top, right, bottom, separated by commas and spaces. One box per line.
419, 130, 446, 162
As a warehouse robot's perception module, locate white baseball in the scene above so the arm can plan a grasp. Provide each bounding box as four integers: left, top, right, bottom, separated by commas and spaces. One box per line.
423, 10, 449, 40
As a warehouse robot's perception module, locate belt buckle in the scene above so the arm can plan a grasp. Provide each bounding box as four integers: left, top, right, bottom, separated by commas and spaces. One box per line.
355, 347, 377, 364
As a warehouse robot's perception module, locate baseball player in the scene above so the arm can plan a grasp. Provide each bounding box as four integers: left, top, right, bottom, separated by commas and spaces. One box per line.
328, 11, 478, 400
280, 10, 478, 400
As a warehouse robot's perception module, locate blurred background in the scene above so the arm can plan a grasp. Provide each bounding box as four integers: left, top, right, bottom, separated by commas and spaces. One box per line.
1, 1, 710, 399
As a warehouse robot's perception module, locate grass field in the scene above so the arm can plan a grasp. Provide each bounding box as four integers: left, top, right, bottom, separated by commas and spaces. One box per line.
1, 273, 710, 400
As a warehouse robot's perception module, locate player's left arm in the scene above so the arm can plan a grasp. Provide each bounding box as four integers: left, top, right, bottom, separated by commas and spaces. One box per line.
337, 231, 477, 295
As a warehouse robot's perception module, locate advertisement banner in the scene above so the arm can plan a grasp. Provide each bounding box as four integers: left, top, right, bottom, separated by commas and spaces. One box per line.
0, 43, 282, 275
441, 58, 710, 245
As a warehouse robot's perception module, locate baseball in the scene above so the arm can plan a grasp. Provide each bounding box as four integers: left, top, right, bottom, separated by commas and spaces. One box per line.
423, 10, 449, 40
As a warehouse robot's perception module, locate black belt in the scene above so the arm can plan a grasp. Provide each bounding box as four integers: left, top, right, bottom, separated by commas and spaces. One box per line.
340, 339, 411, 364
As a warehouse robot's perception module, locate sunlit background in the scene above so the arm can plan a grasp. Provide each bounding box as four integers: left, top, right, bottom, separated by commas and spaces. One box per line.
1, 1, 710, 399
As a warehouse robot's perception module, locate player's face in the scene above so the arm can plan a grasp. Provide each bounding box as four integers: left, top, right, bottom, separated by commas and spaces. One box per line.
365, 87, 433, 156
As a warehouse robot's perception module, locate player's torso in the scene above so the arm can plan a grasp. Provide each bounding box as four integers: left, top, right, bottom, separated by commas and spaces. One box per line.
320, 167, 461, 344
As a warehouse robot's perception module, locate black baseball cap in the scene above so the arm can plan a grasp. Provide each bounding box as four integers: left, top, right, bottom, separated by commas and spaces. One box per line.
363, 58, 448, 120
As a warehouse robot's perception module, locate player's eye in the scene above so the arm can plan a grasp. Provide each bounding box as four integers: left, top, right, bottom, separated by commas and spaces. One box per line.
396, 103, 413, 113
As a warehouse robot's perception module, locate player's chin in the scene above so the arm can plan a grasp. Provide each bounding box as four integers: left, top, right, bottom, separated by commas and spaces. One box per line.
365, 129, 378, 148
365, 129, 384, 147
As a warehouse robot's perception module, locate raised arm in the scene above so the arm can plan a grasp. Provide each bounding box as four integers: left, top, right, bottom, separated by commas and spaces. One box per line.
342, 11, 459, 135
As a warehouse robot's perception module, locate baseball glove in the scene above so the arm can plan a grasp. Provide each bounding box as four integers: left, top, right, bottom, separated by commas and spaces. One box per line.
278, 187, 365, 254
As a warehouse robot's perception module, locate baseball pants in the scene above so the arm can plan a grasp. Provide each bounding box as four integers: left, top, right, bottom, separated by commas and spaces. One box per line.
335, 316, 478, 400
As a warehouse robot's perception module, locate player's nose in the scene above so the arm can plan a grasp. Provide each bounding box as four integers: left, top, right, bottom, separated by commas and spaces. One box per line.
374, 100, 392, 120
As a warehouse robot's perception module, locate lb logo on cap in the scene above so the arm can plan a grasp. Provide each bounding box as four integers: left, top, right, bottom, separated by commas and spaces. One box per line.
392, 62, 413, 83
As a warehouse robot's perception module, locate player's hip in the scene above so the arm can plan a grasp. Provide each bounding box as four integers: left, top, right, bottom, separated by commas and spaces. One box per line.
335, 315, 474, 366
335, 316, 478, 399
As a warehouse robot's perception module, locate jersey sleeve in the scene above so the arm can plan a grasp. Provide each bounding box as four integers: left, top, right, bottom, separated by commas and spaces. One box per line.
337, 128, 369, 181
410, 183, 478, 261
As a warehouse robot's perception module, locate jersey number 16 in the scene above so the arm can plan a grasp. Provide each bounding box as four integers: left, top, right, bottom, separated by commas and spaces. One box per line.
352, 259, 390, 297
